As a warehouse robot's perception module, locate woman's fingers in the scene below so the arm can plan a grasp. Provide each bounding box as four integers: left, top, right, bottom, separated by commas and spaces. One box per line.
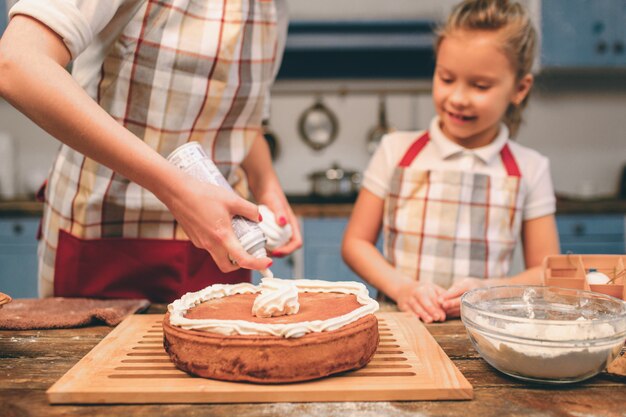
212, 233, 272, 272
230, 195, 262, 223
270, 210, 302, 256
263, 200, 288, 228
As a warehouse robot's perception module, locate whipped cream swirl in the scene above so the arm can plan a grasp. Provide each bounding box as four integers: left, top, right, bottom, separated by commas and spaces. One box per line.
168, 279, 379, 338
252, 278, 300, 318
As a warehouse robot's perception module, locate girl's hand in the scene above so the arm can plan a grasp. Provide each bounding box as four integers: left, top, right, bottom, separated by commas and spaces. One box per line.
396, 281, 447, 323
166, 176, 272, 273
438, 278, 488, 318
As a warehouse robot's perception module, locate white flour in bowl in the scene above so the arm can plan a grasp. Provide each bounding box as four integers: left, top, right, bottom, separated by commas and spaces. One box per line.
470, 316, 623, 381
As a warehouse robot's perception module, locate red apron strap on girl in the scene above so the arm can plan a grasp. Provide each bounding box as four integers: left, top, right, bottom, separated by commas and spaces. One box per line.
500, 144, 521, 177
398, 132, 430, 167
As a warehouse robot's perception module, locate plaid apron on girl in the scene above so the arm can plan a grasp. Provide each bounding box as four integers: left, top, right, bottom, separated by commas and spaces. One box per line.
38, 0, 279, 301
383, 132, 525, 289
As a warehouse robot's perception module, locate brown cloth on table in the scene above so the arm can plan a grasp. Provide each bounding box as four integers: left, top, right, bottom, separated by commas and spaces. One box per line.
0, 297, 150, 329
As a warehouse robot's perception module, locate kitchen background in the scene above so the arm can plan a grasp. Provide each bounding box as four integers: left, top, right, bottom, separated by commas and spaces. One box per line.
1, 0, 625, 297
0, 0, 625, 199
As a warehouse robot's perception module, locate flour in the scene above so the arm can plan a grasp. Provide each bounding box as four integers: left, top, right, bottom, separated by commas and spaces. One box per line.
471, 315, 623, 381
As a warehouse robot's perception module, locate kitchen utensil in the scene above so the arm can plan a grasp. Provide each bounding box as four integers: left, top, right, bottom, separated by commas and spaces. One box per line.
461, 285, 626, 384
308, 162, 362, 197
47, 312, 473, 404
366, 95, 393, 154
262, 120, 280, 161
298, 98, 339, 151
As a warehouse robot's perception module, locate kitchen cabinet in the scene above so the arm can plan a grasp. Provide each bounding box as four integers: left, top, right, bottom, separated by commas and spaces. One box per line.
0, 216, 39, 298
556, 214, 625, 254
301, 217, 379, 297
251, 254, 294, 284
541, 0, 626, 69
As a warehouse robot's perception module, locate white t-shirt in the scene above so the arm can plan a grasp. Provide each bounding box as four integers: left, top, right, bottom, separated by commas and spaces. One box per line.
362, 117, 556, 221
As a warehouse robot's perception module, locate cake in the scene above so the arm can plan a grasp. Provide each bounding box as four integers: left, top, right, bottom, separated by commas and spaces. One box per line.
163, 278, 379, 383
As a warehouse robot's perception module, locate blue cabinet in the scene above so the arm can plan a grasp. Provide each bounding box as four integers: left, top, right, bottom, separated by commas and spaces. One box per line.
0, 217, 40, 298
302, 217, 379, 298
251, 255, 294, 284
557, 214, 625, 254
0, 0, 7, 37
541, 0, 626, 68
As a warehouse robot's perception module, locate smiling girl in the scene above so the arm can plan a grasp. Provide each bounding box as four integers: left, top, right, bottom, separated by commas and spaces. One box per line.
342, 0, 560, 323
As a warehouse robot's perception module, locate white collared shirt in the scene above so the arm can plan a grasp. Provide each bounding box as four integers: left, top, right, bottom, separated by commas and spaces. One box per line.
362, 117, 556, 220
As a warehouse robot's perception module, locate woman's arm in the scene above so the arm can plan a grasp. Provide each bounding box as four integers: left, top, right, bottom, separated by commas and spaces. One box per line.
241, 132, 302, 256
342, 189, 446, 322
0, 15, 271, 272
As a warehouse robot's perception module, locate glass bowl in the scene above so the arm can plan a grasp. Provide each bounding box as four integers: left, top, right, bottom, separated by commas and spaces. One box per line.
461, 285, 626, 384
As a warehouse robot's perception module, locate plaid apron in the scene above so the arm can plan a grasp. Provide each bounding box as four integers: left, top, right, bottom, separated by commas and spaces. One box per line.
38, 0, 279, 302
383, 132, 525, 289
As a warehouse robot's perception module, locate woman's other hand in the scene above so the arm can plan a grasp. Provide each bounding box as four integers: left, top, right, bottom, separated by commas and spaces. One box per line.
242, 132, 302, 258
258, 204, 293, 252
255, 192, 302, 257
396, 281, 447, 323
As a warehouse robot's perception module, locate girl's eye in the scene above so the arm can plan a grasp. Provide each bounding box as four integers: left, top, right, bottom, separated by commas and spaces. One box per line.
439, 75, 453, 83
474, 83, 491, 90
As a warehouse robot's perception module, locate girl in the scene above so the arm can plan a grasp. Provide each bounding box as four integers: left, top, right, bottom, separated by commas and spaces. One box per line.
0, 0, 301, 302
342, 0, 559, 323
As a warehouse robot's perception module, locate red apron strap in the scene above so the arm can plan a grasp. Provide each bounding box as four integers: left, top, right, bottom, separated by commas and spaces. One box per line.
398, 132, 430, 167
500, 144, 521, 177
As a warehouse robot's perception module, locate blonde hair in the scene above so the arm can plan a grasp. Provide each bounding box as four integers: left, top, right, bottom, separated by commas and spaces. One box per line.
436, 0, 537, 137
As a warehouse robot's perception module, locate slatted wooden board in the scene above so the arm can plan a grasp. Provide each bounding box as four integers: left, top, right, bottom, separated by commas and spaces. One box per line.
47, 312, 473, 403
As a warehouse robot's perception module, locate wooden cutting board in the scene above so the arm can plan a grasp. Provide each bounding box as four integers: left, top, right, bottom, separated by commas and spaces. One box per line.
46, 312, 472, 403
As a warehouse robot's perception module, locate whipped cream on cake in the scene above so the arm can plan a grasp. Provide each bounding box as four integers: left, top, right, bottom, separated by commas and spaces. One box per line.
168, 278, 379, 338
252, 278, 300, 318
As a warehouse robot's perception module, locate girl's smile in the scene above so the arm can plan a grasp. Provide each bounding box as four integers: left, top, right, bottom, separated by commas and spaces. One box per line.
445, 110, 477, 124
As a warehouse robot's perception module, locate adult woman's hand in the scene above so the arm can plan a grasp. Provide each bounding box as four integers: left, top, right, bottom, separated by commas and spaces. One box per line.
164, 174, 272, 273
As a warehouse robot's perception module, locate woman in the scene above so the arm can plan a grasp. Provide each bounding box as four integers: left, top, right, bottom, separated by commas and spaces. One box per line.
0, 0, 301, 302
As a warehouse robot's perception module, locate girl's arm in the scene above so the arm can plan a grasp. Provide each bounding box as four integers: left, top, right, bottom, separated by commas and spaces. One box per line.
241, 132, 302, 256
440, 214, 560, 316
342, 188, 446, 322
0, 15, 271, 272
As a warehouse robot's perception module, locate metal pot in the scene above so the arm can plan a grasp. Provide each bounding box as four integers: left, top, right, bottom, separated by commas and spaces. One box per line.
308, 163, 362, 197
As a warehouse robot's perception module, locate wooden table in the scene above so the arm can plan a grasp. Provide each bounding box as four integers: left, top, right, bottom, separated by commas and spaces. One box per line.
1, 305, 625, 417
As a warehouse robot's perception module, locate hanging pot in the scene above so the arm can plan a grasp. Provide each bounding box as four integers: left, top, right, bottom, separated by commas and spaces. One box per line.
308, 163, 362, 198
298, 98, 339, 151
366, 95, 393, 154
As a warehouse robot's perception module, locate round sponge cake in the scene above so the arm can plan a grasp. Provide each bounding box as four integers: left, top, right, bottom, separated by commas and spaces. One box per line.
163, 286, 379, 383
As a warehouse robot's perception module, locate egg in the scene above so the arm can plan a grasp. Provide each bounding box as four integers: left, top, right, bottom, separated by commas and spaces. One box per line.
586, 270, 611, 285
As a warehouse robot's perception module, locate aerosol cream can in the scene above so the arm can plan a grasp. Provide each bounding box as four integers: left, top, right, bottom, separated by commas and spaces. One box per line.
167, 142, 268, 260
